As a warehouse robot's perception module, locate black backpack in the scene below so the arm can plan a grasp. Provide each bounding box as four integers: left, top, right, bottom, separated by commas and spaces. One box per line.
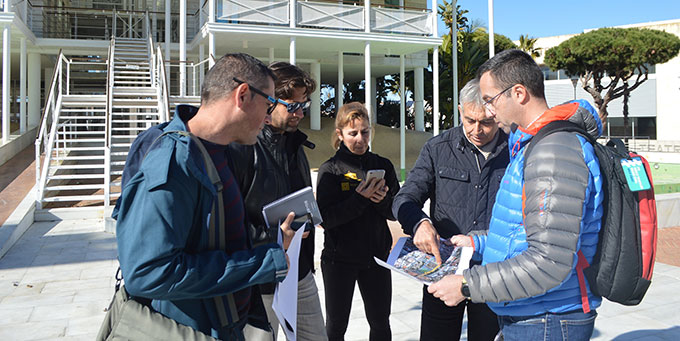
525, 120, 658, 311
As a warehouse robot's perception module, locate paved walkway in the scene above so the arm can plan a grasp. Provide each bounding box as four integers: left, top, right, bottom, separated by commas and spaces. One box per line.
0, 217, 679, 340
0, 149, 679, 340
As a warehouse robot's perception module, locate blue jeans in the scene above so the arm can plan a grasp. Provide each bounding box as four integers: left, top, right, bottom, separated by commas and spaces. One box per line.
498, 310, 597, 341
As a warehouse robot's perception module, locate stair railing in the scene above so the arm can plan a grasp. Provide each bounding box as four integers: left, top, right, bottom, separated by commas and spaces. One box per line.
156, 45, 170, 122
104, 37, 115, 209
145, 11, 155, 87
34, 51, 67, 208
188, 58, 211, 96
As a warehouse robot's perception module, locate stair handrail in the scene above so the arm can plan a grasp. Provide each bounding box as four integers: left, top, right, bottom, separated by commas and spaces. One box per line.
145, 10, 155, 87
156, 45, 170, 122
104, 37, 115, 209
35, 49, 65, 206
106, 38, 115, 149
189, 58, 211, 96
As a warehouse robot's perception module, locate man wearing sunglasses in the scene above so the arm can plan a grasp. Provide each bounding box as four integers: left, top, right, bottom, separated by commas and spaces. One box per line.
114, 53, 296, 340
230, 62, 326, 340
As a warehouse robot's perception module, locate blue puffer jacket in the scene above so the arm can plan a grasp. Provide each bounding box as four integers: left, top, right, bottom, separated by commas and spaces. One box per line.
465, 100, 604, 316
115, 109, 288, 338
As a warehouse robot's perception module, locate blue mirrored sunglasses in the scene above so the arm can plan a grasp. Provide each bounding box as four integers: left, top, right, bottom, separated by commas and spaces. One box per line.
277, 99, 311, 114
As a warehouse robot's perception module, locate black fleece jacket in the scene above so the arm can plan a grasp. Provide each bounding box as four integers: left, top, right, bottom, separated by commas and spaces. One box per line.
316, 143, 401, 266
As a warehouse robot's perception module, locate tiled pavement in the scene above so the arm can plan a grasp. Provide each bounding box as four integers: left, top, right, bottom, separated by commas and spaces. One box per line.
657, 226, 680, 267
0, 149, 679, 340
0, 218, 679, 340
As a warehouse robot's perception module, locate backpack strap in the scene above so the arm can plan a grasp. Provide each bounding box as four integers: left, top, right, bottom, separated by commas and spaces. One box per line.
169, 131, 239, 326
524, 120, 593, 162
576, 250, 591, 313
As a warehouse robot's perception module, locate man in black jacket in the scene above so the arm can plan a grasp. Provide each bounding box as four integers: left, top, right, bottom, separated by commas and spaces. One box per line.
231, 62, 327, 340
392, 79, 509, 341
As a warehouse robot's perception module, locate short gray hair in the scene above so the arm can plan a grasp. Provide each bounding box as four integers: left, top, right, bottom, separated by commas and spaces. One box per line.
200, 53, 275, 106
459, 78, 484, 107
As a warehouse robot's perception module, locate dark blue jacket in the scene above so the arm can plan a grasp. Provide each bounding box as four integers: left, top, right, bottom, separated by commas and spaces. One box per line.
392, 126, 509, 238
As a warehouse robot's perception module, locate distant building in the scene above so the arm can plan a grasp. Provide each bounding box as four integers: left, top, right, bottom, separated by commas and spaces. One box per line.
529, 19, 680, 141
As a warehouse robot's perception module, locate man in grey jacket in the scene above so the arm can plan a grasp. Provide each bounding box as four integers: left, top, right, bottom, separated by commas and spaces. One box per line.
429, 49, 604, 340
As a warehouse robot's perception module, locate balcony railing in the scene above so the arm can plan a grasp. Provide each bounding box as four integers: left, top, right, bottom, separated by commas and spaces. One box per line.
298, 1, 363, 31
217, 0, 289, 25
371, 5, 431, 35
11, 0, 432, 41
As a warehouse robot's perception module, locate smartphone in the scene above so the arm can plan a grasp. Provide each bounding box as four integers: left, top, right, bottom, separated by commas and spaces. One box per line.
365, 169, 385, 182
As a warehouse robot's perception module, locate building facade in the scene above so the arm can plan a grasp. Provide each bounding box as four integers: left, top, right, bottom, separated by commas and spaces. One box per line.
0, 0, 443, 153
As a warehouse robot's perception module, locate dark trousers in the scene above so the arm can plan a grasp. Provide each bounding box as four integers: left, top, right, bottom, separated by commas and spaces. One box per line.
421, 285, 499, 341
321, 260, 392, 341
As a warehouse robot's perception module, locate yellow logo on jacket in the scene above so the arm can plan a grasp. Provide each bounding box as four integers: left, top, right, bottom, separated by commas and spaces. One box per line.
341, 172, 360, 191
344, 172, 359, 180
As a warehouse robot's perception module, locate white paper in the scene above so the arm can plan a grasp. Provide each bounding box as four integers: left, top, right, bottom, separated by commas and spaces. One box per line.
271, 222, 306, 341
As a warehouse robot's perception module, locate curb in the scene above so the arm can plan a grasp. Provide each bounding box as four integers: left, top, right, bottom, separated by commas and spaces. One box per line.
0, 185, 36, 260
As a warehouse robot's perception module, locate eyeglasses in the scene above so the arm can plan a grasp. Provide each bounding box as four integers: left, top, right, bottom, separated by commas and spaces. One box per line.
233, 77, 278, 115
483, 85, 514, 115
277, 99, 311, 114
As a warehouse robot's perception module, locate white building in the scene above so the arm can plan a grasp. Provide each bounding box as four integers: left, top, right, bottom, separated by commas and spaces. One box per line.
0, 0, 442, 208
531, 19, 680, 142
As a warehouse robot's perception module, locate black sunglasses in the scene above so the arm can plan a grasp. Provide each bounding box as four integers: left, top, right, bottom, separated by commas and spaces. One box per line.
276, 99, 311, 114
233, 77, 278, 115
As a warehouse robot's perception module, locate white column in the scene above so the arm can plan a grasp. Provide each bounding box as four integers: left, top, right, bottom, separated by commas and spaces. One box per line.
337, 51, 343, 112
209, 0, 215, 67
179, 0, 186, 97
165, 0, 171, 77
269, 47, 275, 64
488, 0, 494, 58
415, 67, 424, 131
152, 0, 158, 41
20, 38, 27, 134
28, 53, 41, 128
2, 24, 10, 143
22, 0, 27, 23
364, 41, 371, 123
199, 44, 205, 88
431, 0, 437, 37
399, 55, 406, 181
310, 61, 321, 131
289, 37, 296, 65
290, 0, 296, 28
370, 76, 377, 125
364, 0, 370, 33
433, 46, 440, 136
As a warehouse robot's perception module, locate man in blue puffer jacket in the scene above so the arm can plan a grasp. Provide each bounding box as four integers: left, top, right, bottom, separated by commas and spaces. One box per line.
428, 49, 604, 340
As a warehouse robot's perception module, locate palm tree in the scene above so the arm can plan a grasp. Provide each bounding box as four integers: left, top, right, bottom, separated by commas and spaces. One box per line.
519, 34, 541, 59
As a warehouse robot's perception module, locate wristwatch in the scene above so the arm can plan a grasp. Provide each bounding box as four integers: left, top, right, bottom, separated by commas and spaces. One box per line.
461, 277, 471, 299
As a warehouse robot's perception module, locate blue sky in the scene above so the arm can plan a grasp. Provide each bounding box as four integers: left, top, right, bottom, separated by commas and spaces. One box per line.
440, 0, 680, 40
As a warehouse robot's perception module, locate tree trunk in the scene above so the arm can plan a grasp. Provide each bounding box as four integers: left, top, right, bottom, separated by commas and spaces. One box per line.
622, 82, 630, 141
598, 104, 609, 132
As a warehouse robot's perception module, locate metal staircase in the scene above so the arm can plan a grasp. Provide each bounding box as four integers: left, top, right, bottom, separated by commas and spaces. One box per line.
41, 94, 108, 204
108, 37, 163, 202
35, 14, 171, 210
